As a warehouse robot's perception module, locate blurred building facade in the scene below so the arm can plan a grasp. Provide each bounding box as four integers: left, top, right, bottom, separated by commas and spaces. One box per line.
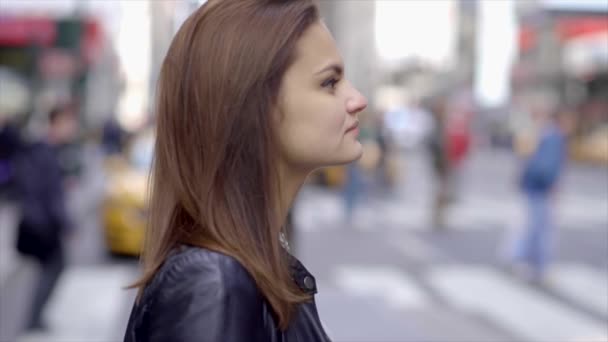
0, 0, 121, 131
512, 0, 608, 164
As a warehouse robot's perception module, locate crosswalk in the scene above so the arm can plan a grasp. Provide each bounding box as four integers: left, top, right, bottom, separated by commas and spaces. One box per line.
429, 265, 606, 342
294, 187, 608, 232
548, 264, 608, 317
329, 262, 608, 342
334, 266, 431, 310
9, 258, 607, 342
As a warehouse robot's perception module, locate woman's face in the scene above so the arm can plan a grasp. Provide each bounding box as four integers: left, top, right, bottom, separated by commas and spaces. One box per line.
275, 22, 367, 172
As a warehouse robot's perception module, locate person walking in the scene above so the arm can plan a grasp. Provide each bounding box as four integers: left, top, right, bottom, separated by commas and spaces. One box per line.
510, 105, 571, 282
14, 105, 77, 331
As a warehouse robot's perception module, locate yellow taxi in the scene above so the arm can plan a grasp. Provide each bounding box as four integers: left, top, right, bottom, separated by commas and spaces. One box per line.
102, 131, 153, 256
571, 125, 608, 165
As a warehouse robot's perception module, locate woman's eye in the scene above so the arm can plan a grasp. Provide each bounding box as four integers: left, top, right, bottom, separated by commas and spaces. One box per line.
321, 77, 339, 90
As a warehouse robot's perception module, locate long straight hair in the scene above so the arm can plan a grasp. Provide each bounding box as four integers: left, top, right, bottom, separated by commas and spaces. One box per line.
131, 0, 319, 330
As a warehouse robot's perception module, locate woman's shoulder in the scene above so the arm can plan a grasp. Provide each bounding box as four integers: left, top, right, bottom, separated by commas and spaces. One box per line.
146, 245, 260, 303
127, 247, 273, 341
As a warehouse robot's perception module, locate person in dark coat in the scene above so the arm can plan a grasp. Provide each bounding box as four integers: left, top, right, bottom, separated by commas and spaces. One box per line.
14, 105, 77, 331
0, 120, 22, 199
425, 95, 452, 230
101, 116, 127, 155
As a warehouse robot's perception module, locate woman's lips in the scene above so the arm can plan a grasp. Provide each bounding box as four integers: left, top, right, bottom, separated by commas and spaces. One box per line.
346, 121, 359, 133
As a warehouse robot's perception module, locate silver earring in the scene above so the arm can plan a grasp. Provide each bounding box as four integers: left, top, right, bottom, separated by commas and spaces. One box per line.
279, 231, 290, 252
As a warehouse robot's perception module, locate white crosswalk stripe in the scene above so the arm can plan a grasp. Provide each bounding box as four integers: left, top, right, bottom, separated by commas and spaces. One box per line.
388, 235, 444, 262
294, 189, 607, 232
330, 262, 608, 342
333, 265, 431, 310
17, 265, 136, 342
548, 264, 608, 318
427, 265, 608, 342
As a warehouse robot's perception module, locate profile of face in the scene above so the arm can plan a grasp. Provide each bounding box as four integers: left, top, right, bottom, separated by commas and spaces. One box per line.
275, 22, 367, 172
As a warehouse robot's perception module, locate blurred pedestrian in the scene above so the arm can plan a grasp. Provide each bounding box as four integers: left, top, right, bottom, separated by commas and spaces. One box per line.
425, 95, 451, 230
14, 105, 77, 331
343, 162, 364, 223
342, 116, 377, 223
0, 118, 22, 200
102, 116, 127, 155
372, 111, 392, 191
444, 109, 472, 201
508, 104, 572, 282
124, 1, 366, 341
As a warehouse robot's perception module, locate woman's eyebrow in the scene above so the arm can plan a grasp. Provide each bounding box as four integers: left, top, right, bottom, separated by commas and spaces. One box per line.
314, 63, 343, 76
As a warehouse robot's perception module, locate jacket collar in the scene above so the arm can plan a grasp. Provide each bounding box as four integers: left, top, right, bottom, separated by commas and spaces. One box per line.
288, 254, 317, 295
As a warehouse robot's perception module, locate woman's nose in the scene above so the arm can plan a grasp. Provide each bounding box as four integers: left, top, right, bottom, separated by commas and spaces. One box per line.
346, 86, 368, 115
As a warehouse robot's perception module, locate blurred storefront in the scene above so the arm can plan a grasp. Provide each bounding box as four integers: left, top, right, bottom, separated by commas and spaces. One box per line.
512, 3, 608, 164
0, 14, 104, 127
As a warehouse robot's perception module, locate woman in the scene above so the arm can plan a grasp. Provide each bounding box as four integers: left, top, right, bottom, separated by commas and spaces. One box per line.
124, 0, 367, 341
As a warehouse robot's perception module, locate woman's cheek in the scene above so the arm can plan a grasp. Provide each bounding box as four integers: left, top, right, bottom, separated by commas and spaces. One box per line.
333, 108, 347, 134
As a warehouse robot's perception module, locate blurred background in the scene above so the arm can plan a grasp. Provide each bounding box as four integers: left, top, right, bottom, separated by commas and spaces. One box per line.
0, 0, 606, 341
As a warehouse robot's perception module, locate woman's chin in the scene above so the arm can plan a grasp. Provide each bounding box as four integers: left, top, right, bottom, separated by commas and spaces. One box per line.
350, 143, 364, 162
304, 141, 363, 169
336, 141, 363, 165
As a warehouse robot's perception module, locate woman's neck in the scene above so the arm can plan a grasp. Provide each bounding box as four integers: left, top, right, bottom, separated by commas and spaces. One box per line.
275, 162, 310, 231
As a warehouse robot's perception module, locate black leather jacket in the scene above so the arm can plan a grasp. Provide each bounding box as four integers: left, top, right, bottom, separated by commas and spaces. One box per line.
124, 246, 332, 342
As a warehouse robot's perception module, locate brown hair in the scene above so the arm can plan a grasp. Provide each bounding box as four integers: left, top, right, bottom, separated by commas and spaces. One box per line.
131, 0, 319, 330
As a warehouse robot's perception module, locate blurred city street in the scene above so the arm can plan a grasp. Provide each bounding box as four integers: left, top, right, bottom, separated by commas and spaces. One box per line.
1, 145, 606, 342
1, 0, 607, 341
296, 148, 608, 342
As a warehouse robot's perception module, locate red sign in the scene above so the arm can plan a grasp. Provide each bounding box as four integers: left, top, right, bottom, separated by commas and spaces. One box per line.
80, 19, 104, 65
519, 15, 608, 52
0, 17, 56, 46
557, 17, 608, 42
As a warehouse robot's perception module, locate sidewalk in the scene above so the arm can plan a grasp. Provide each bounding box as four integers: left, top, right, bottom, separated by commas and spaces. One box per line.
0, 202, 26, 288
0, 201, 39, 342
